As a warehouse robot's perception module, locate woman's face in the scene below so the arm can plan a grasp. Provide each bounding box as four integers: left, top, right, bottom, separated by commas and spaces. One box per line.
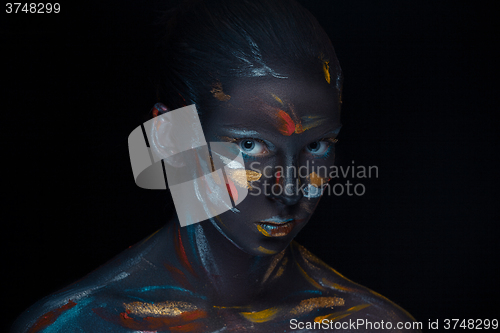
202, 75, 341, 256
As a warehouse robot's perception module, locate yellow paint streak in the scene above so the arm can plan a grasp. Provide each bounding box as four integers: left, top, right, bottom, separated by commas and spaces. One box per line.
296, 261, 325, 291
275, 256, 288, 278
262, 250, 286, 284
140, 228, 161, 244
124, 301, 198, 317
300, 115, 328, 132
257, 246, 278, 255
314, 303, 371, 323
290, 297, 345, 316
240, 307, 280, 323
256, 224, 271, 237
295, 123, 305, 134
308, 172, 329, 188
271, 93, 284, 105
322, 60, 331, 84
211, 82, 231, 101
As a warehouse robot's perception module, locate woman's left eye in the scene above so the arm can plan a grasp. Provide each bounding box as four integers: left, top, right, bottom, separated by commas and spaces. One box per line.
238, 139, 268, 156
305, 141, 330, 155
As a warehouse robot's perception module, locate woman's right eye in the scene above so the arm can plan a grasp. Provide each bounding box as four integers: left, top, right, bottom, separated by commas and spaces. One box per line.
238, 139, 268, 156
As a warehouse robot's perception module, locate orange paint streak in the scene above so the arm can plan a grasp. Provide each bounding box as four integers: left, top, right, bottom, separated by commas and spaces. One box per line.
277, 110, 296, 136
28, 300, 77, 333
175, 228, 197, 277
295, 123, 304, 134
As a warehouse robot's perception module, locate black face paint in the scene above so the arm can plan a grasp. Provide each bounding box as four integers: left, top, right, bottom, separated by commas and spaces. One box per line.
202, 74, 341, 256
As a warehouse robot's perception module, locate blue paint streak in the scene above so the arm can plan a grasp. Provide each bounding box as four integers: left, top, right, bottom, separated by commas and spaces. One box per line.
125, 285, 207, 300
279, 289, 323, 302
186, 225, 200, 265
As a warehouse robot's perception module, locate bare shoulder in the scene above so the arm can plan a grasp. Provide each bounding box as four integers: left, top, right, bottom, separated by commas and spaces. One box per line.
290, 241, 422, 332
11, 235, 163, 333
9, 282, 133, 333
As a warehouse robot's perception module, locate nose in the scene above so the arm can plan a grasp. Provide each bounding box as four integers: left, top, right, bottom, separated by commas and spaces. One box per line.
268, 159, 303, 206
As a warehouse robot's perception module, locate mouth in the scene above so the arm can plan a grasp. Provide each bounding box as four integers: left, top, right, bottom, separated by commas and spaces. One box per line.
255, 217, 298, 237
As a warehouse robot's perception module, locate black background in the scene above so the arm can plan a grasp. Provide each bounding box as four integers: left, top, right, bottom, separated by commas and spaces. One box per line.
3, 0, 499, 331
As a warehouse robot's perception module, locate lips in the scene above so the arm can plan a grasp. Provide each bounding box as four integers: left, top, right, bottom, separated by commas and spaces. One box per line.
256, 217, 297, 237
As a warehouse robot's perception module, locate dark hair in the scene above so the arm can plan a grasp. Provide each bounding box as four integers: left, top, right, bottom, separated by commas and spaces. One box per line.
155, 0, 342, 117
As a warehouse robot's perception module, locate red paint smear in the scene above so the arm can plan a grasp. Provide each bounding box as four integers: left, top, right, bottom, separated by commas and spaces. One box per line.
93, 307, 207, 332
28, 300, 77, 333
170, 321, 205, 332
175, 228, 197, 277
275, 170, 281, 185
178, 93, 187, 106
152, 106, 159, 117
163, 263, 194, 290
226, 178, 238, 202
277, 110, 295, 136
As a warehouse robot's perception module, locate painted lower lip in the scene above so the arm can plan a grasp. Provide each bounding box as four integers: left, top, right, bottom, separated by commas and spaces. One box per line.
256, 220, 296, 237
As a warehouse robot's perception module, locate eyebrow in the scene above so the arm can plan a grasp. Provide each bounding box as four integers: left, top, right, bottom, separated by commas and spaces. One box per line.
320, 125, 342, 138
221, 127, 261, 136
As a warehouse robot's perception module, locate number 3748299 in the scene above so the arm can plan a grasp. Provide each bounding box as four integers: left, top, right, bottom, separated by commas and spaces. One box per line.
6, 3, 60, 13
443, 318, 498, 330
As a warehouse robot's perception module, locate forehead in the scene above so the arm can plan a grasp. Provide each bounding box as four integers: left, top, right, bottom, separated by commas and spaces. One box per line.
204, 77, 341, 135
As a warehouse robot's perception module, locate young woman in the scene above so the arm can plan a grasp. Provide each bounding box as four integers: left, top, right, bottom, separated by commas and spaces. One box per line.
12, 0, 420, 331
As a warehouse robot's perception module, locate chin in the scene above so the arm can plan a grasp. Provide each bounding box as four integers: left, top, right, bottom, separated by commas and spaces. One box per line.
239, 223, 306, 256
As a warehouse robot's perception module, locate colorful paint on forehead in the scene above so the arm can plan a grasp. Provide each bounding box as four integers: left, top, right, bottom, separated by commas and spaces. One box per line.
211, 82, 231, 101
277, 109, 296, 136
271, 93, 284, 105
257, 98, 300, 136
263, 97, 330, 136
300, 115, 330, 132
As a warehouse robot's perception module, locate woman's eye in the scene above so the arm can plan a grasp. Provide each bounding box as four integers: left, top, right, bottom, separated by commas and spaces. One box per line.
306, 141, 330, 155
239, 139, 267, 156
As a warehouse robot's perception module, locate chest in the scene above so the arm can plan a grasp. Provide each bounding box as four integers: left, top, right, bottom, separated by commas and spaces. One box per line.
91, 295, 349, 332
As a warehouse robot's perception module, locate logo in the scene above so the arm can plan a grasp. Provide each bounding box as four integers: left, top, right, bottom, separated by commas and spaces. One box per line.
128, 104, 248, 227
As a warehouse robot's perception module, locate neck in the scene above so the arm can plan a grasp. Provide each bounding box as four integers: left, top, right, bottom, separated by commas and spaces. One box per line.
155, 216, 291, 306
